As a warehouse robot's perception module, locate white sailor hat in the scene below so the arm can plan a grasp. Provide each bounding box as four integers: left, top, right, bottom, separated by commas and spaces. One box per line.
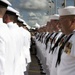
23, 21, 28, 26
18, 17, 24, 23
50, 14, 59, 20
26, 25, 31, 29
7, 6, 17, 14
0, 0, 12, 6
16, 12, 20, 17
58, 6, 75, 16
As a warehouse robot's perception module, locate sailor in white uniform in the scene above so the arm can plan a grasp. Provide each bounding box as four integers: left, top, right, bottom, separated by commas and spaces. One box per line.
23, 22, 31, 75
17, 17, 31, 75
50, 14, 63, 75
57, 6, 75, 75
46, 15, 58, 74
0, 1, 15, 75
3, 6, 24, 75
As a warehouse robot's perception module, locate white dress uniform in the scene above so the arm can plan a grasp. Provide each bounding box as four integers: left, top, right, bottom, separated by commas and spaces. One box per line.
50, 32, 62, 75
38, 33, 44, 63
20, 27, 29, 72
0, 18, 14, 75
41, 32, 49, 73
12, 23, 24, 75
46, 32, 55, 71
7, 22, 25, 75
45, 41, 51, 75
23, 29, 31, 64
57, 32, 75, 75
40, 34, 46, 73
57, 6, 75, 75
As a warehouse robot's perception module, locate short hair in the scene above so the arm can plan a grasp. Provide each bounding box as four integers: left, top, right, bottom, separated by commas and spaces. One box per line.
6, 11, 16, 16
0, 3, 7, 15
5, 11, 18, 23
0, 1, 8, 7
6, 11, 18, 23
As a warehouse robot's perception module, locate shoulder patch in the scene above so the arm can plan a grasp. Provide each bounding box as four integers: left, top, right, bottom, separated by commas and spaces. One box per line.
64, 42, 72, 55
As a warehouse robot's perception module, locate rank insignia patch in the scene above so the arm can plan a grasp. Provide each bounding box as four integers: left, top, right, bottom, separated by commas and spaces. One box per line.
64, 42, 72, 55
59, 38, 64, 46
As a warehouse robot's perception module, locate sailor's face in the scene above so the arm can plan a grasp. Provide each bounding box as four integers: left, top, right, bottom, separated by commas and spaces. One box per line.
59, 16, 72, 34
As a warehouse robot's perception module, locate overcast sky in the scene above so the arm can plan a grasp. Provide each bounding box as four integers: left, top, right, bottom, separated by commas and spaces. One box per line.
8, 0, 74, 27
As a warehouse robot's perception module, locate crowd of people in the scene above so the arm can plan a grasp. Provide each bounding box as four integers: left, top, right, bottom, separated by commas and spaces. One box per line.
0, 0, 31, 75
1, 0, 75, 75
33, 5, 75, 75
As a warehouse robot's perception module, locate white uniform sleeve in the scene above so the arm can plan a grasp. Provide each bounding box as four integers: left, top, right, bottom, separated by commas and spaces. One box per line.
0, 39, 5, 75
28, 32, 31, 49
70, 41, 75, 57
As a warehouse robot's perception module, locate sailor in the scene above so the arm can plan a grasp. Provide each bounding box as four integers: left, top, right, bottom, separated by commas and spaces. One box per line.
3, 6, 24, 75
46, 14, 60, 75
23, 22, 31, 75
17, 17, 31, 75
57, 6, 75, 75
49, 14, 63, 75
45, 21, 53, 75
0, 0, 15, 75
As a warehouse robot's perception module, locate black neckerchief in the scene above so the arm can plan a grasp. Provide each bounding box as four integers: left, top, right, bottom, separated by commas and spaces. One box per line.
44, 33, 50, 44
38, 33, 43, 41
51, 33, 65, 53
45, 33, 54, 49
49, 32, 58, 53
41, 32, 46, 43
55, 33, 73, 67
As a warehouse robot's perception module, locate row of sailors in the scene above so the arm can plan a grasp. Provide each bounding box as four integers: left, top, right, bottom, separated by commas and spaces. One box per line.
33, 6, 75, 75
0, 0, 31, 75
